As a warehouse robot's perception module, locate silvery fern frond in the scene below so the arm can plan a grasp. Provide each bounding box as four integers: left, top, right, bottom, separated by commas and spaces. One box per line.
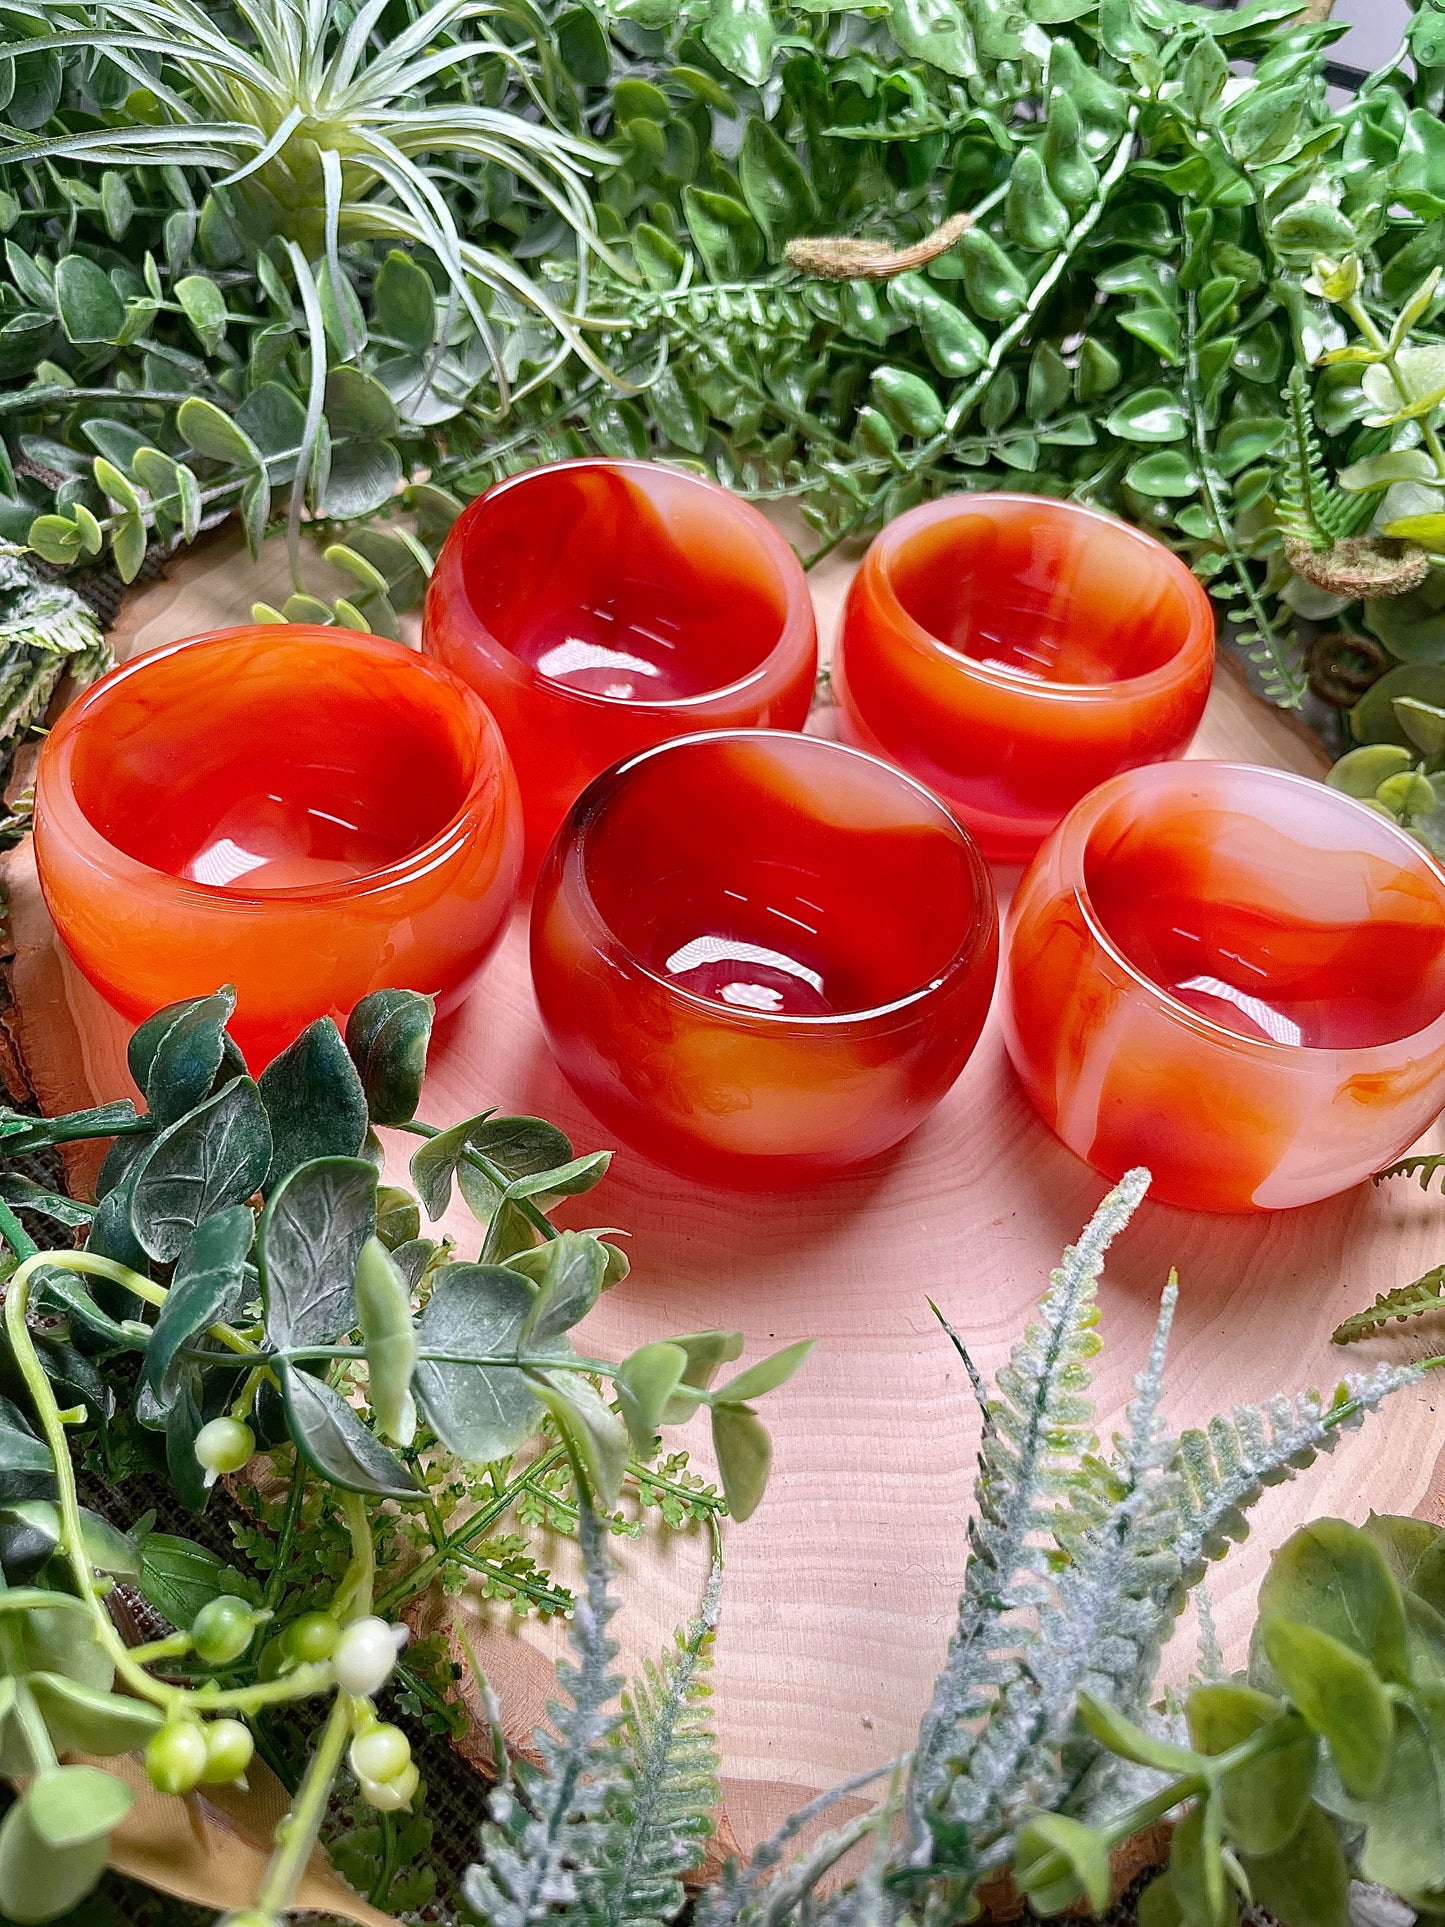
1171, 1364, 1425, 1591
694, 1767, 897, 1927
904, 1168, 1150, 1850
463, 1504, 627, 1927
944, 1277, 1184, 1865
582, 1564, 724, 1927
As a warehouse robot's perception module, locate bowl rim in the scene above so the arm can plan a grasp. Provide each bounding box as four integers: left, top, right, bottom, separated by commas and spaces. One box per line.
36, 623, 515, 908
1054, 758, 1445, 1061
855, 490, 1216, 704
547, 727, 999, 1031
426, 457, 819, 716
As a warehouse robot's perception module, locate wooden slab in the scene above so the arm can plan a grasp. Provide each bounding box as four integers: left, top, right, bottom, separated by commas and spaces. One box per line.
11, 518, 1445, 1857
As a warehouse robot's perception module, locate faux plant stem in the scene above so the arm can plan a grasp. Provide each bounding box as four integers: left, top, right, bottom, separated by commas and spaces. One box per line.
254, 1694, 352, 1916
254, 1491, 377, 1914
0, 1240, 328, 1719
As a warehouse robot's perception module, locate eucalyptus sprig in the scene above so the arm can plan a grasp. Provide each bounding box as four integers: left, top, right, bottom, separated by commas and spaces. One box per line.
0, 983, 808, 1922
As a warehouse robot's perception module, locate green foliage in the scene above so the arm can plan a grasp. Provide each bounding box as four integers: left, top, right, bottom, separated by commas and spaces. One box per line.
0, 986, 796, 1920
458, 1174, 1424, 1927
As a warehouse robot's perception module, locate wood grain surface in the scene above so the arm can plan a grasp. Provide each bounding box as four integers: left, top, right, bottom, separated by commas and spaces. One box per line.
9, 517, 1445, 1857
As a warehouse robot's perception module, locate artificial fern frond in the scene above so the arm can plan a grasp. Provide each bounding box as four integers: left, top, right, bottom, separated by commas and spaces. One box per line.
904, 1168, 1150, 1851
947, 1276, 1184, 1863
1277, 366, 1370, 547
1171, 1364, 1424, 1590
1377, 1152, 1445, 1193
1333, 1268, 1445, 1345
463, 1504, 627, 1927
694, 1765, 897, 1927
585, 1565, 723, 1927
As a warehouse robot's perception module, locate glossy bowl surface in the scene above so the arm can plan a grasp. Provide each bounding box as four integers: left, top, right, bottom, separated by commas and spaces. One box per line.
834, 492, 1215, 862
423, 459, 818, 874
35, 625, 522, 1067
531, 729, 998, 1185
1002, 761, 1445, 1211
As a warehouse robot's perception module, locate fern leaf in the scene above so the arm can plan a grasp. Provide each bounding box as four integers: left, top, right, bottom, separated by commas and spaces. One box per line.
1333, 1268, 1445, 1345
1277, 366, 1363, 547
694, 1765, 896, 1927
463, 1504, 627, 1927
943, 1277, 1184, 1855
1171, 1364, 1423, 1590
1377, 1152, 1445, 1193
587, 1564, 723, 1927
903, 1169, 1150, 1850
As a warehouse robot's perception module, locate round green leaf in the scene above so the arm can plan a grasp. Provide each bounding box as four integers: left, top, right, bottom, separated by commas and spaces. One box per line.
1126, 450, 1201, 497
738, 117, 817, 260
0, 1793, 110, 1924
701, 0, 774, 84
1262, 1616, 1391, 1798
25, 1767, 132, 1850
712, 1403, 771, 1521
1328, 744, 1414, 798
53, 255, 124, 345
1104, 386, 1187, 443
683, 186, 764, 280
1186, 1681, 1315, 1856
345, 988, 434, 1127
1256, 1518, 1409, 1685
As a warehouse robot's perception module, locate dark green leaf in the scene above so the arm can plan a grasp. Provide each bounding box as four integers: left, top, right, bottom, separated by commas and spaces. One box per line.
260, 1157, 376, 1350
683, 187, 764, 280
176, 397, 265, 472
140, 1205, 252, 1411
136, 1531, 255, 1629
1104, 386, 1187, 444
129, 1077, 271, 1264
1356, 1693, 1445, 1894
411, 1113, 571, 1221
165, 1377, 207, 1513
738, 118, 816, 259
259, 1018, 368, 1186
345, 989, 433, 1126
701, 0, 774, 84
413, 1263, 540, 1462
138, 989, 237, 1126
281, 1364, 421, 1500
0, 1397, 53, 1497
888, 0, 976, 76
372, 250, 435, 354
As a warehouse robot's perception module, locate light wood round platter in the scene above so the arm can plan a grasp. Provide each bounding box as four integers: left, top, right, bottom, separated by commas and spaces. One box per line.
6, 517, 1445, 1860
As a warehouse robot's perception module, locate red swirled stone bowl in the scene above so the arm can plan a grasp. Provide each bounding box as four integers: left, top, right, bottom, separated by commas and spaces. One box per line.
423, 459, 818, 876
530, 729, 999, 1186
834, 492, 1215, 863
35, 625, 522, 1068
1002, 760, 1445, 1212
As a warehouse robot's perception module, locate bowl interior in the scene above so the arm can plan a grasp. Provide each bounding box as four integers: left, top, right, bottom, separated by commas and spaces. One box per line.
579, 736, 987, 1018
1082, 775, 1445, 1049
461, 464, 790, 702
884, 499, 1199, 687
67, 635, 477, 892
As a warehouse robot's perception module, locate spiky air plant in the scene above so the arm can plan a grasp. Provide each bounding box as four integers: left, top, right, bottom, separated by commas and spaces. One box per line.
0, 0, 622, 407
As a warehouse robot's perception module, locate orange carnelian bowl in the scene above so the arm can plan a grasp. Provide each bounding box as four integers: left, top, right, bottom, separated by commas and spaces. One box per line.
530, 730, 998, 1186
834, 493, 1215, 863
423, 459, 818, 876
34, 626, 522, 1069
1002, 761, 1445, 1212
